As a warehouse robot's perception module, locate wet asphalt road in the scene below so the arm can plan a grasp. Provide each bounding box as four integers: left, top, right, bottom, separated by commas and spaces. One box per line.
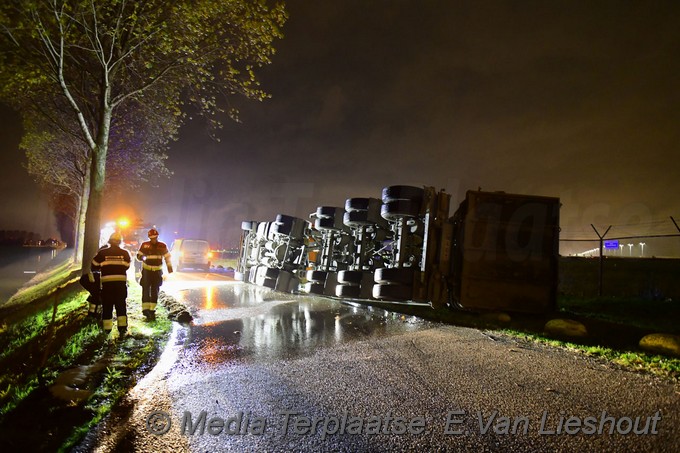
91, 274, 679, 452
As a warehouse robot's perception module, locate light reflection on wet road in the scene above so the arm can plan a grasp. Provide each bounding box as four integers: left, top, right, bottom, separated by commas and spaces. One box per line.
103, 276, 679, 452
171, 281, 435, 364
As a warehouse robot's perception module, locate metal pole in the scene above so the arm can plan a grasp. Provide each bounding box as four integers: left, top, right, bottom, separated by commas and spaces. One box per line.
591, 224, 612, 297
671, 216, 680, 233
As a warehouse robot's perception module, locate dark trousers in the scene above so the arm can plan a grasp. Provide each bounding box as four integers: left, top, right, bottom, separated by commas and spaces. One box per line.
102, 281, 127, 332
141, 269, 162, 313
80, 273, 101, 314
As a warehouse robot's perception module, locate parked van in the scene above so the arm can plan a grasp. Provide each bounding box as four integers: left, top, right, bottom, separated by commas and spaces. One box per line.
170, 239, 212, 271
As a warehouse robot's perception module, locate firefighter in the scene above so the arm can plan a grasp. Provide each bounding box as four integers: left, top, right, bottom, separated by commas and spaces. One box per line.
136, 228, 173, 320
79, 271, 101, 318
80, 243, 108, 318
91, 232, 131, 336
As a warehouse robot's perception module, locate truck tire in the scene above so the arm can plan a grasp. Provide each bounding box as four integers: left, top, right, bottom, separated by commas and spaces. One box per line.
306, 270, 328, 283
287, 276, 300, 293
343, 210, 389, 228
336, 284, 361, 298
241, 221, 257, 231
343, 210, 379, 227
315, 206, 343, 219
275, 270, 293, 292
345, 197, 381, 213
272, 215, 307, 239
248, 265, 260, 283
257, 266, 280, 280
372, 283, 413, 301
275, 214, 298, 225
270, 221, 307, 239
337, 270, 363, 285
380, 200, 421, 221
314, 217, 343, 231
343, 210, 370, 227
381, 185, 424, 204
269, 221, 292, 236
304, 281, 325, 295
256, 222, 270, 239
374, 267, 415, 285
261, 277, 277, 289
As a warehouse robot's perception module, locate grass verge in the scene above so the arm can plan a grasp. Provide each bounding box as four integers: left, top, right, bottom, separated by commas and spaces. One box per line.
364, 294, 680, 382
0, 281, 173, 452
501, 329, 680, 381
557, 295, 680, 334
2, 259, 79, 312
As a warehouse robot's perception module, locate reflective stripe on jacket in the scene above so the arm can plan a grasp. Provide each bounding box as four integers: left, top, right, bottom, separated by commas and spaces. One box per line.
136, 240, 172, 272
91, 245, 130, 282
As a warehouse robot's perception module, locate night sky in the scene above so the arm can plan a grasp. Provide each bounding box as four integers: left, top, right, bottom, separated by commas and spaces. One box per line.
1, 1, 679, 255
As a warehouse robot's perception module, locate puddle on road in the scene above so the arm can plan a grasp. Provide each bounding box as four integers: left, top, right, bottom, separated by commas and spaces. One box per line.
171, 283, 433, 365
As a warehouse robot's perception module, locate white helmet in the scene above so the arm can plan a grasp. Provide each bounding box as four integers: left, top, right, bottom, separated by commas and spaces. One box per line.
108, 232, 123, 245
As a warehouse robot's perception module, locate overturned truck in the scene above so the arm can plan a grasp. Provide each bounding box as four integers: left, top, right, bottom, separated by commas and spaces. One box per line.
236, 186, 560, 314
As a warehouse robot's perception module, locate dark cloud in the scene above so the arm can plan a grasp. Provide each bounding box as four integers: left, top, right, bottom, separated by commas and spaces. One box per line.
2, 1, 679, 255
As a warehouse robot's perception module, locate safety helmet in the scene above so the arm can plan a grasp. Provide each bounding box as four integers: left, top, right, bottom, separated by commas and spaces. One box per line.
108, 232, 123, 245
148, 228, 159, 238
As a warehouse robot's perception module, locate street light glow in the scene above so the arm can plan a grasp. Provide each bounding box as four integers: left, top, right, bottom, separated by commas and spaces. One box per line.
639, 242, 646, 257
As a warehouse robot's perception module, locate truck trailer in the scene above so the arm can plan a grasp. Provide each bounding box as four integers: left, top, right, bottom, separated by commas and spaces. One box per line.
235, 186, 560, 315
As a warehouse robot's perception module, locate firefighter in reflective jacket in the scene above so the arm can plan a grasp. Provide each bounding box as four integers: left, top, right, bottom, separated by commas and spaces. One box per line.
136, 228, 173, 320
91, 232, 130, 335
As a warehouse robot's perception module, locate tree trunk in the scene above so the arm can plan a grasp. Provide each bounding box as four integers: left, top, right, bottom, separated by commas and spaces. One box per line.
80, 107, 112, 274
73, 165, 90, 265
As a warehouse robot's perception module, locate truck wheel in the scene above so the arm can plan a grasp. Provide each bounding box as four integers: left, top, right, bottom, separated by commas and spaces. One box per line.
315, 206, 343, 219
248, 265, 260, 283
314, 217, 343, 231
241, 221, 257, 231
336, 284, 361, 298
306, 270, 328, 283
256, 222, 271, 239
275, 214, 298, 225
381, 185, 424, 204
380, 200, 421, 221
343, 210, 370, 227
304, 281, 325, 295
275, 270, 293, 292
337, 270, 363, 285
374, 267, 415, 285
257, 266, 280, 280
269, 221, 292, 236
372, 283, 413, 301
261, 277, 277, 289
272, 215, 307, 239
345, 197, 381, 213
287, 276, 301, 293
343, 210, 388, 228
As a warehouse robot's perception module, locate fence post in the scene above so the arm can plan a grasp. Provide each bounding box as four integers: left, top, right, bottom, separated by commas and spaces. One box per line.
591, 224, 612, 297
